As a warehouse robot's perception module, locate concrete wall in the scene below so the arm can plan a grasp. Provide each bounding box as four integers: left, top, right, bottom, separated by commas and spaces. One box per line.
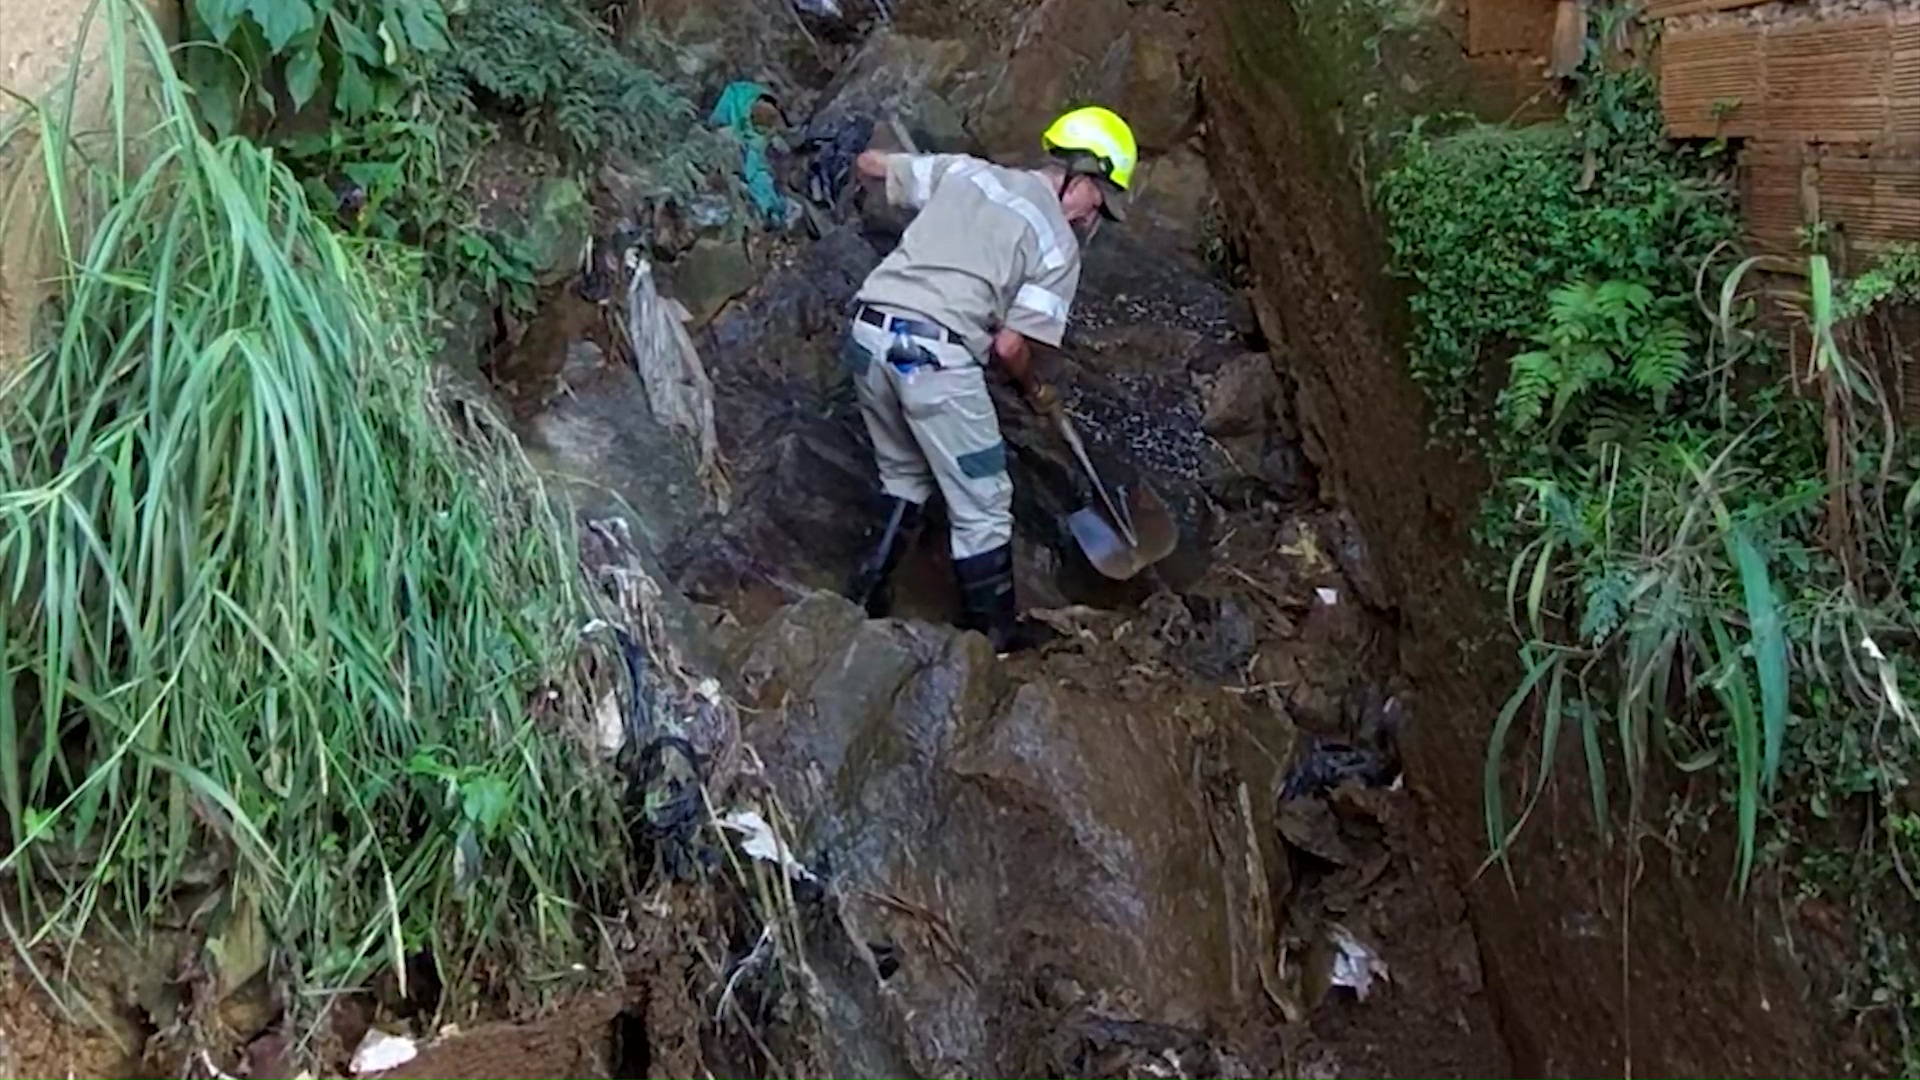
0, 0, 174, 374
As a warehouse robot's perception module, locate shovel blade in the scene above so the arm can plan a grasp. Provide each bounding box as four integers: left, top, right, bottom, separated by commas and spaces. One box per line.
1068, 483, 1179, 581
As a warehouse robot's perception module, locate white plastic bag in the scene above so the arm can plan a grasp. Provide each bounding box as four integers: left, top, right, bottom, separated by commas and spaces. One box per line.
623, 254, 732, 512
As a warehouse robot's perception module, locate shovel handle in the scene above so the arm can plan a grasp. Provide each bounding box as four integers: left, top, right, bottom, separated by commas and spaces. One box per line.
888, 116, 919, 154
1054, 412, 1139, 548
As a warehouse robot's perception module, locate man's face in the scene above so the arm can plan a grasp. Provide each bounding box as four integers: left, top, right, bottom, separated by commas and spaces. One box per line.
1061, 175, 1106, 240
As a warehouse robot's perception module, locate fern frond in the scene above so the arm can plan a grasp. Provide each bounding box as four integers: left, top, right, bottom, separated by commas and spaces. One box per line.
1506, 349, 1558, 429
1579, 566, 1635, 645
1629, 320, 1695, 409
1549, 281, 1599, 329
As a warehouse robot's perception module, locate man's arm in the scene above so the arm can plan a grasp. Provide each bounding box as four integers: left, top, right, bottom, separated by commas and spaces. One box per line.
992, 329, 1061, 413
852, 150, 960, 210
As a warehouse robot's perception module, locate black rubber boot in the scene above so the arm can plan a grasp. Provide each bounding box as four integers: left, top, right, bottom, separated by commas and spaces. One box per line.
844, 496, 922, 618
953, 543, 1056, 655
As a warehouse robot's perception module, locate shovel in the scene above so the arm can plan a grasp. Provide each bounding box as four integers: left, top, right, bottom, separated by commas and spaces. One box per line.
1050, 408, 1178, 580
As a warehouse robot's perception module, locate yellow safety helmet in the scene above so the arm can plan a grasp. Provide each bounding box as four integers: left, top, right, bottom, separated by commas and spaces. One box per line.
1041, 106, 1137, 220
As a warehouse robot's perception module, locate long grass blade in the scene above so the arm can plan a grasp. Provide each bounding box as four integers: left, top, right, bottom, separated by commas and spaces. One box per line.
1726, 525, 1788, 793
1483, 648, 1558, 879
1707, 619, 1761, 892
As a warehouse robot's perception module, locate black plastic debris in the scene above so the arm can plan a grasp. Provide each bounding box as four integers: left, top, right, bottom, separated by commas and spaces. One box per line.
1280, 734, 1400, 800
803, 115, 876, 210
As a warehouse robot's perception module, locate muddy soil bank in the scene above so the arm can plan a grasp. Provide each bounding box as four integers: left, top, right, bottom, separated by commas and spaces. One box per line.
1199, 0, 1847, 1075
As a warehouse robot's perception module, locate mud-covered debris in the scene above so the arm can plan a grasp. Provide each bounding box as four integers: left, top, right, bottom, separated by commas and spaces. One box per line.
1281, 735, 1399, 800
1277, 795, 1363, 866
1179, 594, 1256, 680
349, 1029, 417, 1075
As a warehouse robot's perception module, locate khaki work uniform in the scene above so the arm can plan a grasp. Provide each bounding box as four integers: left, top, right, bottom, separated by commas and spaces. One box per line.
845, 153, 1083, 559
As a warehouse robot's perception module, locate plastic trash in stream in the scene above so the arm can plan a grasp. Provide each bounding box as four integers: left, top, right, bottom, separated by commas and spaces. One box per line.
1324, 924, 1389, 1001
708, 82, 789, 226
1280, 735, 1399, 800
804, 115, 875, 209
716, 809, 817, 883
1280, 691, 1406, 799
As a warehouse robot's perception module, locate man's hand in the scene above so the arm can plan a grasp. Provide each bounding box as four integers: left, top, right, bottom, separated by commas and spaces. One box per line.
991, 329, 1061, 415
991, 328, 1033, 386
1025, 381, 1062, 416
855, 149, 891, 182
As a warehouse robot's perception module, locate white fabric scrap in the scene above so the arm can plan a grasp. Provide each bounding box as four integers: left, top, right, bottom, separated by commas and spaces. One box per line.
350, 1029, 419, 1076
718, 809, 817, 882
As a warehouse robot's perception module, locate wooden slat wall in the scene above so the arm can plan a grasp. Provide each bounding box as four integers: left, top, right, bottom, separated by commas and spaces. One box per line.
1659, 5, 1920, 261
1641, 0, 1768, 19
1661, 12, 1916, 142
1739, 143, 1920, 258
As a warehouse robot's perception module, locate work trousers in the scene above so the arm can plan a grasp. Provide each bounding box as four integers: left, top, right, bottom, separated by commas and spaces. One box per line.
844, 314, 1013, 560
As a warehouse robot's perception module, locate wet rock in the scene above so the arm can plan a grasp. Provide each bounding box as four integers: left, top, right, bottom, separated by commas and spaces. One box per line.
665, 238, 757, 328
964, 0, 1196, 156
434, 292, 495, 391
1105, 18, 1200, 151
726, 600, 1276, 1076
731, 590, 866, 706
1132, 145, 1218, 239
522, 346, 711, 560
522, 178, 591, 286
1200, 353, 1280, 439
805, 33, 971, 144
643, 0, 835, 106
662, 226, 881, 598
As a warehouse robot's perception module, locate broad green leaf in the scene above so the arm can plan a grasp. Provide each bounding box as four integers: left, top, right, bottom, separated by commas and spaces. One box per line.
330, 8, 383, 62
285, 45, 323, 110
336, 55, 376, 118
197, 0, 248, 41
400, 2, 450, 53
460, 775, 512, 835
247, 0, 315, 53
184, 51, 243, 136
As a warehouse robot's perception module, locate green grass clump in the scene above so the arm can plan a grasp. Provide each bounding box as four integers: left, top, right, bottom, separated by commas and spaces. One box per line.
1379, 13, 1920, 1060
0, 0, 625, 1023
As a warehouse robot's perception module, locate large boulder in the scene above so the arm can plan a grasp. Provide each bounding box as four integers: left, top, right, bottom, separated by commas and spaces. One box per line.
959, 0, 1199, 156
726, 592, 1292, 1077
